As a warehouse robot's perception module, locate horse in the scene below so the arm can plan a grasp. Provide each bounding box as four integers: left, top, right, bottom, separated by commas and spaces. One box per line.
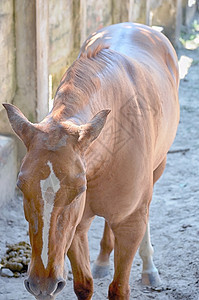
3, 22, 179, 300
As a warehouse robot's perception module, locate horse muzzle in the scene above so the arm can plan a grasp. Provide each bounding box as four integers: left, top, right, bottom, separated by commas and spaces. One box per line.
24, 276, 66, 299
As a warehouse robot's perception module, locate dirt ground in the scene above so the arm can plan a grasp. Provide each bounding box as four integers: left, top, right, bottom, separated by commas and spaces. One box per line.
0, 23, 199, 300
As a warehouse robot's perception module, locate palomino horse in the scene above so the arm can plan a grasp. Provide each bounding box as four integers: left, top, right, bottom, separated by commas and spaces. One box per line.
4, 22, 179, 299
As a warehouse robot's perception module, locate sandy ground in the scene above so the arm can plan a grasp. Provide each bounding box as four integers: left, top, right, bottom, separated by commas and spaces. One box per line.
0, 26, 199, 300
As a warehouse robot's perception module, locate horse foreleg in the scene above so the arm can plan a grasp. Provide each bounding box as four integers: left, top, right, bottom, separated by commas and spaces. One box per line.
108, 208, 147, 300
139, 222, 161, 286
68, 222, 93, 300
92, 220, 114, 278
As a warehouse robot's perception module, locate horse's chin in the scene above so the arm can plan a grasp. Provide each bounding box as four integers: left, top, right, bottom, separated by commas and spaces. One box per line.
35, 296, 55, 300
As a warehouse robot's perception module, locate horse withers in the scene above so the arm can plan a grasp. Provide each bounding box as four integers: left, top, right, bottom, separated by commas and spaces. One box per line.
4, 22, 179, 300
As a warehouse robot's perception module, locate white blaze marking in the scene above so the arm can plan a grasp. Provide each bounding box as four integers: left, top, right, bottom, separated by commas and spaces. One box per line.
40, 161, 60, 269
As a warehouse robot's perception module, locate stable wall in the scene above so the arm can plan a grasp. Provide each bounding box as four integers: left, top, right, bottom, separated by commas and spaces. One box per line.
0, 1, 16, 127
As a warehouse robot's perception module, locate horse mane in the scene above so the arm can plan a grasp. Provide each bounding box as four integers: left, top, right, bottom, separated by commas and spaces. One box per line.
80, 44, 110, 59
53, 44, 130, 118
54, 45, 111, 102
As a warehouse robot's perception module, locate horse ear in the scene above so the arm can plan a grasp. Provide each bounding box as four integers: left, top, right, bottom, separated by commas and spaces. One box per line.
78, 109, 111, 151
3, 103, 37, 149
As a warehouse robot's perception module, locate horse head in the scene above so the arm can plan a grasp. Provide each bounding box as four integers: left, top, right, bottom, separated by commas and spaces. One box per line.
4, 103, 110, 299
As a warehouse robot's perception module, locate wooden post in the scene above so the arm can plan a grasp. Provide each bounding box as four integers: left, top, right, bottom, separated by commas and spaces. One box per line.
36, 0, 49, 121
129, 0, 150, 24
150, 0, 182, 47
182, 0, 197, 25
14, 0, 37, 122
146, 0, 151, 25
73, 0, 81, 50
80, 0, 87, 46
112, 0, 129, 23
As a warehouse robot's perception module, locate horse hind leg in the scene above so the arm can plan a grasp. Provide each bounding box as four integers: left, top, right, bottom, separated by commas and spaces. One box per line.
92, 220, 114, 279
139, 156, 167, 286
139, 221, 161, 286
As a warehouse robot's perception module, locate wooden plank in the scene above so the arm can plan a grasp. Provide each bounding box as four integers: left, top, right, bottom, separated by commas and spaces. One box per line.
36, 0, 49, 121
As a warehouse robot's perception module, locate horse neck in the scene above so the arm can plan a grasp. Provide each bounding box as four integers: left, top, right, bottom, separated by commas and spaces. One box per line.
46, 87, 92, 126
44, 57, 113, 181
48, 90, 110, 181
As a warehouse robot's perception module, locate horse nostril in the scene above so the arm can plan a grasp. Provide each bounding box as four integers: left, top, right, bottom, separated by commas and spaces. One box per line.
24, 279, 31, 293
24, 279, 40, 296
53, 279, 66, 295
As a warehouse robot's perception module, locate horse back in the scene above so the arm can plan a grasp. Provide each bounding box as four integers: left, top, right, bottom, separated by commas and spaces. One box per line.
80, 22, 179, 88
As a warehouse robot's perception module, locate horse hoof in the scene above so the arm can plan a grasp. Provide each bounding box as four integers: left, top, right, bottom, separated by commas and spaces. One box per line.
92, 262, 110, 279
141, 271, 161, 286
